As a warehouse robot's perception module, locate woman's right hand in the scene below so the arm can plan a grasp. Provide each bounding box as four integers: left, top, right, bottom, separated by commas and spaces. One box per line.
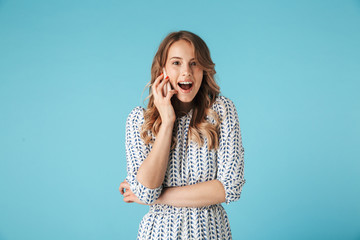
152, 73, 178, 125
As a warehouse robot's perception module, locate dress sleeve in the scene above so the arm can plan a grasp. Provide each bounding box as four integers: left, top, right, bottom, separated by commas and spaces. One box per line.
216, 98, 246, 204
125, 107, 163, 204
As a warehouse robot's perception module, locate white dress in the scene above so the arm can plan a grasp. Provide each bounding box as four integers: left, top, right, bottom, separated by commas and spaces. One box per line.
125, 96, 245, 240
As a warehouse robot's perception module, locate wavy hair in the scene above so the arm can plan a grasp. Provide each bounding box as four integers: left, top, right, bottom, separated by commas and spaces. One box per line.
140, 30, 221, 149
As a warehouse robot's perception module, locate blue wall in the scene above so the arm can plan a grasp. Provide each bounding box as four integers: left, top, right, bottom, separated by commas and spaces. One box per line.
0, 0, 359, 239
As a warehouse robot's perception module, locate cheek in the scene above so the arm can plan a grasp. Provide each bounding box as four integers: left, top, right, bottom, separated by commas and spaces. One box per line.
170, 79, 177, 88
195, 72, 203, 85
168, 70, 179, 85
167, 69, 178, 80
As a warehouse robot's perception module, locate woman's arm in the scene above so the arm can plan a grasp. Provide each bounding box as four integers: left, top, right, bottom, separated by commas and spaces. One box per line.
135, 121, 174, 189
120, 179, 226, 207
155, 180, 226, 207
152, 98, 246, 207
135, 74, 178, 189
121, 74, 179, 205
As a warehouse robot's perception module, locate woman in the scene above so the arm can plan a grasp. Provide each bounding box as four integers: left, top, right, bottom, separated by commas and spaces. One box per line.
119, 30, 245, 239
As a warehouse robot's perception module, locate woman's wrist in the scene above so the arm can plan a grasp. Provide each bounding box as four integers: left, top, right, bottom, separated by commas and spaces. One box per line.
161, 120, 175, 129
153, 188, 167, 205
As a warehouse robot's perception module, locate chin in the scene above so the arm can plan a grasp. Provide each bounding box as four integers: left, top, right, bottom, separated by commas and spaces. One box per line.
175, 95, 195, 103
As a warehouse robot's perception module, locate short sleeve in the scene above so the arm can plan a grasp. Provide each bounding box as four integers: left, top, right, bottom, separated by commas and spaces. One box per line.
125, 107, 163, 204
216, 97, 246, 204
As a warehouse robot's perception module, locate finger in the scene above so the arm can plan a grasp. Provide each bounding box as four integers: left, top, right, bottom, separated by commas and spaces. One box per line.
153, 77, 166, 97
119, 182, 130, 194
124, 185, 134, 195
157, 77, 169, 97
123, 188, 133, 195
152, 73, 164, 92
119, 186, 124, 195
167, 81, 172, 92
119, 182, 125, 194
152, 81, 159, 98
124, 191, 132, 197
119, 183, 125, 194
124, 196, 134, 203
119, 181, 130, 189
166, 89, 178, 101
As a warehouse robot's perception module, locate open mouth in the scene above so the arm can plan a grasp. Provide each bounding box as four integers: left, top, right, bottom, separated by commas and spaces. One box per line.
178, 82, 193, 90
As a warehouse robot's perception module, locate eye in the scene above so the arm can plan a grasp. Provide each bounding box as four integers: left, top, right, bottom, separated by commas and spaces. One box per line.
190, 62, 197, 66
172, 61, 180, 65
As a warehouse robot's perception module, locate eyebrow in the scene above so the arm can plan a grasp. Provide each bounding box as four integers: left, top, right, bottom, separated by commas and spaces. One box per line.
169, 57, 196, 61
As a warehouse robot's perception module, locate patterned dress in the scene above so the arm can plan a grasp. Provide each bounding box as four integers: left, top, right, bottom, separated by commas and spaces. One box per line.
125, 96, 245, 240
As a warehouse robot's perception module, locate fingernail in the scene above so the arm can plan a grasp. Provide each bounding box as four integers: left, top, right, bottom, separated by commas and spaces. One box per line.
160, 73, 163, 76
165, 76, 169, 79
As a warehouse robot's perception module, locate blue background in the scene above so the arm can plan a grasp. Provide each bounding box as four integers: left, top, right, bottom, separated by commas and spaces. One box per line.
1, 0, 359, 239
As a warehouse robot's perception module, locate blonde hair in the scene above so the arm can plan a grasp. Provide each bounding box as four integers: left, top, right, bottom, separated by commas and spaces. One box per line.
141, 31, 221, 149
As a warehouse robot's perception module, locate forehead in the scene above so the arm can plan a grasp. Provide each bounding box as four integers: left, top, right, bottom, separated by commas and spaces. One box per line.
167, 40, 195, 59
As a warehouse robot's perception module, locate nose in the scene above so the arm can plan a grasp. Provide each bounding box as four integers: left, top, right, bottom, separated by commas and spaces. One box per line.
181, 64, 192, 77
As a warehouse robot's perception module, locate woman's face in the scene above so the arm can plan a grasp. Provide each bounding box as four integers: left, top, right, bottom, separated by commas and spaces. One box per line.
164, 40, 203, 103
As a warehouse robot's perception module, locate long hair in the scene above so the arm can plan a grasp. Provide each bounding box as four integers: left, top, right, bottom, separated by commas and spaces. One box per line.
140, 30, 221, 149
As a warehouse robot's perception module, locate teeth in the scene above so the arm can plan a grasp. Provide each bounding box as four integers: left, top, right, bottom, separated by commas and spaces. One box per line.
179, 82, 192, 85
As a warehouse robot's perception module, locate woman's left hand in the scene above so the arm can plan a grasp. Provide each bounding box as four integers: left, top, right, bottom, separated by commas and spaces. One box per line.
119, 180, 148, 205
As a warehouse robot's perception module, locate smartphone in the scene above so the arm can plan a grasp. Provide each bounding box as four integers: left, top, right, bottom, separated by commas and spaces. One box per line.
162, 68, 172, 96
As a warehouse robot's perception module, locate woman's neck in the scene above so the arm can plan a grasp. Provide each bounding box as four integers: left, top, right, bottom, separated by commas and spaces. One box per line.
172, 98, 193, 117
